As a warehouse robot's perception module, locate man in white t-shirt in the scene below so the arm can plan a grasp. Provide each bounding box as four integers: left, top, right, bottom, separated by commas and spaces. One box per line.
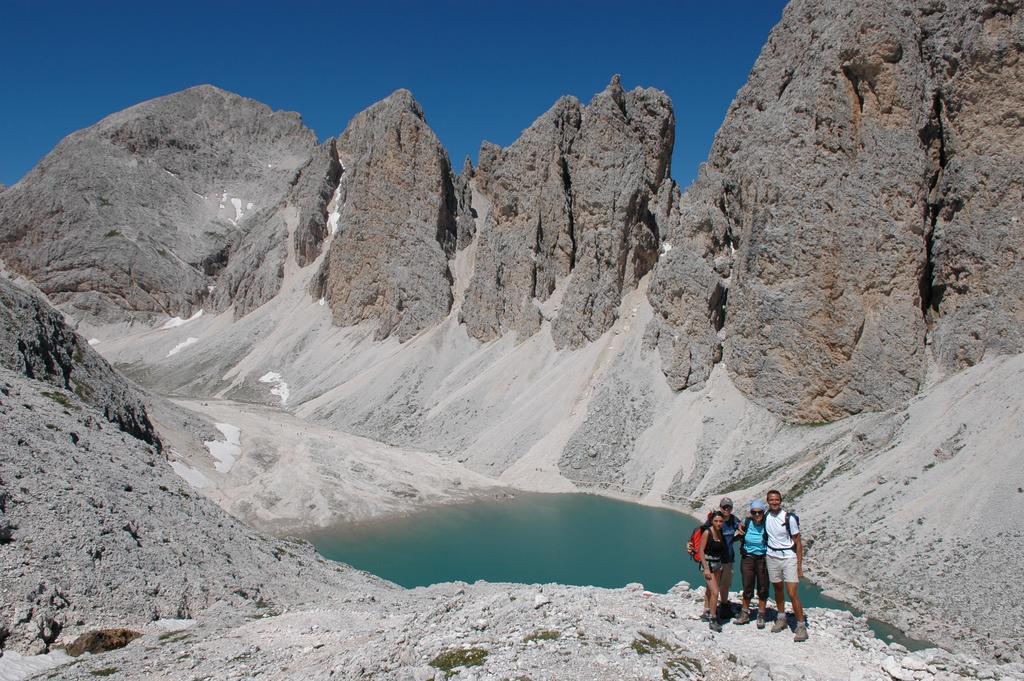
764, 489, 807, 642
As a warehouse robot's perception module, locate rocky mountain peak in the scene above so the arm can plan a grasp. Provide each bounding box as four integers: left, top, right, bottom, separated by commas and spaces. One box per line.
313, 89, 459, 341
463, 76, 674, 347
0, 85, 317, 324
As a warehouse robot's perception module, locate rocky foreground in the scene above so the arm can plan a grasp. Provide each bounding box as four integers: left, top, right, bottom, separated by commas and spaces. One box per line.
5, 576, 1017, 681
0, 362, 1018, 680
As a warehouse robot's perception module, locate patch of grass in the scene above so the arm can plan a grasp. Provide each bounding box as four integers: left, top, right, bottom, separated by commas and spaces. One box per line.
689, 500, 703, 510
90, 669, 118, 677
103, 229, 120, 238
40, 391, 72, 408
272, 546, 296, 560
245, 598, 280, 619
632, 632, 675, 656
720, 465, 777, 494
523, 629, 560, 643
817, 457, 858, 487
429, 648, 488, 678
73, 380, 93, 400
663, 655, 703, 679
785, 458, 827, 501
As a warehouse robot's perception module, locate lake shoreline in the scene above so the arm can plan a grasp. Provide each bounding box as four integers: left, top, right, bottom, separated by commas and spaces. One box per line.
303, 490, 936, 652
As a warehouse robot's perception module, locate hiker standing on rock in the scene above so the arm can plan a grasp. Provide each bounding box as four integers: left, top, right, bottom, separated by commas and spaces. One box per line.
733, 499, 770, 629
704, 496, 741, 619
698, 510, 728, 632
765, 490, 807, 642
687, 498, 740, 621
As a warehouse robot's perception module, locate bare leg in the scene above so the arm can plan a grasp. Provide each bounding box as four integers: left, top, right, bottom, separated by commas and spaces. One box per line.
706, 573, 720, 618
719, 563, 733, 612
773, 581, 786, 618
786, 582, 804, 623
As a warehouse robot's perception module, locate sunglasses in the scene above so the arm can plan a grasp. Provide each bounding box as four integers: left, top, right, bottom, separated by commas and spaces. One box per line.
751, 510, 764, 515
721, 505, 733, 510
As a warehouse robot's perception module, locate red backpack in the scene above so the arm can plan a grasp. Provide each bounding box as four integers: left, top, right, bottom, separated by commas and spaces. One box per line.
685, 511, 714, 562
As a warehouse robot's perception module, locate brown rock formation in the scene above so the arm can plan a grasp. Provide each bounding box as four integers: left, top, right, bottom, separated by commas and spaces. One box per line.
313, 90, 458, 342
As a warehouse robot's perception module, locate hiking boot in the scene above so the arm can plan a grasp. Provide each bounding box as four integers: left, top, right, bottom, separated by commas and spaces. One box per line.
709, 619, 722, 633
771, 617, 788, 633
733, 610, 750, 625
700, 609, 710, 622
756, 613, 766, 629
794, 623, 808, 642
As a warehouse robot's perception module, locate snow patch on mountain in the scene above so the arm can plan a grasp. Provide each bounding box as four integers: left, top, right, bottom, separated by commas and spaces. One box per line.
259, 371, 290, 405
161, 309, 204, 330
204, 423, 241, 473
167, 337, 199, 356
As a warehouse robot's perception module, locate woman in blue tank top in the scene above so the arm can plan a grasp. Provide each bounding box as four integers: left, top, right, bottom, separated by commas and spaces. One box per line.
734, 500, 770, 628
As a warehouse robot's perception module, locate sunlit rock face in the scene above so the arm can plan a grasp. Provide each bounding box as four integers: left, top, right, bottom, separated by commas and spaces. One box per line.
646, 0, 1024, 422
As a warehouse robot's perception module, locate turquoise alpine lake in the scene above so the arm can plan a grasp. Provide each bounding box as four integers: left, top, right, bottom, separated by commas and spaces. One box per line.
307, 492, 929, 650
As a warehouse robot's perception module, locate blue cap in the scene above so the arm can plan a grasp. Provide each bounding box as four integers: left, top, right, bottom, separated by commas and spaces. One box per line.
750, 500, 767, 512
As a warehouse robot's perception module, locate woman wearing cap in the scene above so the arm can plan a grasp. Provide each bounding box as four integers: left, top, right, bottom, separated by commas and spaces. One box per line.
734, 500, 770, 628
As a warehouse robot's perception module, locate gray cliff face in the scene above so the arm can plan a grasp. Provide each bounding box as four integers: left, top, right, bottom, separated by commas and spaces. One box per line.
921, 1, 1024, 371
0, 277, 158, 447
313, 90, 459, 342
0, 367, 371, 655
463, 77, 674, 347
0, 85, 315, 323
462, 97, 581, 341
646, 0, 1024, 422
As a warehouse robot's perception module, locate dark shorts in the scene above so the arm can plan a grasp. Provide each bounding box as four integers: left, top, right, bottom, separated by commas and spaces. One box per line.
741, 554, 769, 601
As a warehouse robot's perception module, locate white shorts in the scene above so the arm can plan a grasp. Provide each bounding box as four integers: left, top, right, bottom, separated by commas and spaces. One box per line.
767, 554, 798, 583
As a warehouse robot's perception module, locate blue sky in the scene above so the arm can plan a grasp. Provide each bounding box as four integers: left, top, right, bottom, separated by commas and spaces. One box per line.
0, 1, 787, 189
